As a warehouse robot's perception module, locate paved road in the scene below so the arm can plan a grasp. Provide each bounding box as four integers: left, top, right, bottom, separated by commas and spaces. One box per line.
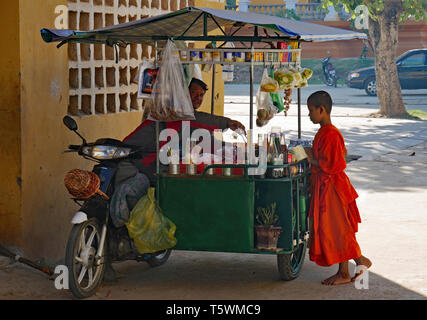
223, 84, 427, 161
225, 84, 427, 113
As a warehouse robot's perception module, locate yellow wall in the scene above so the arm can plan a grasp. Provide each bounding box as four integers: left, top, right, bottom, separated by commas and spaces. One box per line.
2, 0, 227, 261
18, 0, 142, 260
0, 1, 22, 247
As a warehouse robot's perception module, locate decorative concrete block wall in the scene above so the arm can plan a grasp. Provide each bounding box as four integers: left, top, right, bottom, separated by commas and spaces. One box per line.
67, 0, 192, 116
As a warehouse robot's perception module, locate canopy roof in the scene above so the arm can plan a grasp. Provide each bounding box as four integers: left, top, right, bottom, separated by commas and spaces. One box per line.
41, 7, 367, 47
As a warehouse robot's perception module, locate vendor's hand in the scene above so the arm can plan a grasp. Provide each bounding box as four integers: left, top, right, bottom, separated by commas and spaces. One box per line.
227, 119, 246, 135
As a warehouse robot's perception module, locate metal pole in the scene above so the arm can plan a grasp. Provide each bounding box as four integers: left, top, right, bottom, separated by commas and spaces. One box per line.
249, 42, 254, 130
154, 41, 160, 201
297, 41, 302, 140
298, 87, 301, 139
203, 13, 208, 38
211, 64, 216, 115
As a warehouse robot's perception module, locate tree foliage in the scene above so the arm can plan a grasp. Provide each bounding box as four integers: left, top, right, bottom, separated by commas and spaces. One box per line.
320, 0, 426, 116
321, 0, 426, 24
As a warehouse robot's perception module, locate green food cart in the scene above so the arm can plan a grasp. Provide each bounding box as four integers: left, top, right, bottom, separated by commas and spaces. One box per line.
41, 6, 367, 280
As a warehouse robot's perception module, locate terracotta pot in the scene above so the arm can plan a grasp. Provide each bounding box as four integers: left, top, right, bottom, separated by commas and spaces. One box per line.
255, 225, 282, 250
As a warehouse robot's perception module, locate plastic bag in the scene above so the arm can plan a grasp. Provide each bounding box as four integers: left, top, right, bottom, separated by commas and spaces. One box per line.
126, 188, 177, 253
274, 66, 312, 89
274, 67, 296, 89
256, 69, 278, 127
149, 40, 195, 121
269, 69, 285, 113
260, 69, 279, 93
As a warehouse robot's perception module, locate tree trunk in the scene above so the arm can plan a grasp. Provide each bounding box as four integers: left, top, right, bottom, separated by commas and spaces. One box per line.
368, 0, 407, 116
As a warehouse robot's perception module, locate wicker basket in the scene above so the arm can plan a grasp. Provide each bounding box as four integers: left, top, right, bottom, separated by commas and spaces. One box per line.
64, 169, 109, 199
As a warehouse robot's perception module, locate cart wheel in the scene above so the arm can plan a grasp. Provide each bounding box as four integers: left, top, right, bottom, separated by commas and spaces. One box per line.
277, 241, 307, 281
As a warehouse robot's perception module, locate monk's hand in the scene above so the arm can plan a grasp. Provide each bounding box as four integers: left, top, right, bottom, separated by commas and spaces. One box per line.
305, 147, 313, 162
305, 148, 319, 166
228, 119, 246, 135
304, 147, 313, 159
308, 157, 319, 167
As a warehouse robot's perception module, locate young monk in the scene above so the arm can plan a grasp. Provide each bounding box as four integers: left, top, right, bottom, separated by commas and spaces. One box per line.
305, 91, 371, 285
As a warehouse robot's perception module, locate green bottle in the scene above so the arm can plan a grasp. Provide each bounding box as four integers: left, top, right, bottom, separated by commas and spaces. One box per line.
299, 195, 307, 232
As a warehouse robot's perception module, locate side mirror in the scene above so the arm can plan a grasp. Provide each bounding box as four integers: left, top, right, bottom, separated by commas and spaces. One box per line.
396, 61, 402, 67
63, 116, 78, 131
62, 115, 87, 145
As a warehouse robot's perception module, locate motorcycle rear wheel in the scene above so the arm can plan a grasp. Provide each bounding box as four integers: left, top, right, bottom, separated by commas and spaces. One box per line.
65, 218, 105, 299
323, 73, 336, 87
147, 249, 172, 267
323, 64, 337, 87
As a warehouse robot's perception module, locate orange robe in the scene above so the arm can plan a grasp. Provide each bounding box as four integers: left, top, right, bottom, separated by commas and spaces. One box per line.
309, 124, 362, 267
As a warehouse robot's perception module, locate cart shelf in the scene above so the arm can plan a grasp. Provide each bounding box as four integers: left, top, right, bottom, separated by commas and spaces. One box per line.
155, 47, 302, 66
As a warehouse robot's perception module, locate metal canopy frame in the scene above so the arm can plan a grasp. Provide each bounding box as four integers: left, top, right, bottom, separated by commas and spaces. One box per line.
41, 6, 367, 192
151, 38, 303, 192
55, 21, 299, 49
42, 7, 367, 50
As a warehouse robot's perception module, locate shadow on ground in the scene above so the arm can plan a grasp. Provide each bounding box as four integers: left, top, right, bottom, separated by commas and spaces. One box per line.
1, 234, 425, 300
91, 251, 426, 300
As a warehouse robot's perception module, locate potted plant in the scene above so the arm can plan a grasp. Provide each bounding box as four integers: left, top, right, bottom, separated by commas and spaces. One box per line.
255, 202, 282, 251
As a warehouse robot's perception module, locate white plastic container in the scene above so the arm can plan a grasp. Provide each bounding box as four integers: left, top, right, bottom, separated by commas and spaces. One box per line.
222, 64, 234, 82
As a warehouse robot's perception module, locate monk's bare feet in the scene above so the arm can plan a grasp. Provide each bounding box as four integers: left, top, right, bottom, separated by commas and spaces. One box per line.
321, 272, 352, 286
352, 255, 372, 282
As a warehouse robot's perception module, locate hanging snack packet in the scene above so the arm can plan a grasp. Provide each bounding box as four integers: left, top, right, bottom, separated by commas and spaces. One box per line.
256, 69, 278, 127
274, 67, 295, 89
269, 68, 284, 113
137, 59, 159, 99
260, 69, 279, 93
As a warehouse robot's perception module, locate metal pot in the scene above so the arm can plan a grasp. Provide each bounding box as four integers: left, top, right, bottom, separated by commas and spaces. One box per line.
223, 167, 232, 176
205, 167, 215, 175
186, 164, 197, 175
169, 164, 179, 175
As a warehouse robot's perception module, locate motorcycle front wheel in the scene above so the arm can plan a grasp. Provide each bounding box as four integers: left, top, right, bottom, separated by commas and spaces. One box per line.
65, 218, 105, 299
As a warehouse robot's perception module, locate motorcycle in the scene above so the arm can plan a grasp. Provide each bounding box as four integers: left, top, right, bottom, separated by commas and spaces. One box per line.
321, 56, 338, 87
62, 116, 171, 299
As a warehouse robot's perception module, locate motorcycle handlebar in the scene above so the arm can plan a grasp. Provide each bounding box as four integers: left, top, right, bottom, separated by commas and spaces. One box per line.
68, 145, 81, 150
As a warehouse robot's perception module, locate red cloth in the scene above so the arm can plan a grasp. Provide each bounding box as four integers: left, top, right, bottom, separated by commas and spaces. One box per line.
178, 163, 243, 175
308, 124, 361, 266
124, 120, 223, 167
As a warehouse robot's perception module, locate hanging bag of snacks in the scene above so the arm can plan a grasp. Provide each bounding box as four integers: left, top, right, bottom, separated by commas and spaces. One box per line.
256, 69, 278, 127
269, 69, 285, 114
149, 40, 195, 121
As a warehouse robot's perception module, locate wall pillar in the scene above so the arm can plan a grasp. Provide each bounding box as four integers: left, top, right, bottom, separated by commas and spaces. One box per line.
0, 1, 22, 247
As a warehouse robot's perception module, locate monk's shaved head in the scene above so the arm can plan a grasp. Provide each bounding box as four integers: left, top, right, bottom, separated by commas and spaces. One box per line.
307, 91, 333, 114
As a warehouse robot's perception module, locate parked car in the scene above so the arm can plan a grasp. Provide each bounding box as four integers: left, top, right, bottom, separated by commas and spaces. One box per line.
347, 49, 427, 96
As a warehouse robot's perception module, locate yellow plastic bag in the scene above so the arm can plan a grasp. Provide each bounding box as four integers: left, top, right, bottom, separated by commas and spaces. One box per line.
126, 188, 177, 253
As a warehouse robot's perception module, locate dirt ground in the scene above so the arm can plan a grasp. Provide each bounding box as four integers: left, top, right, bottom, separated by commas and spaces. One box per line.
1, 85, 426, 301
1, 156, 426, 301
